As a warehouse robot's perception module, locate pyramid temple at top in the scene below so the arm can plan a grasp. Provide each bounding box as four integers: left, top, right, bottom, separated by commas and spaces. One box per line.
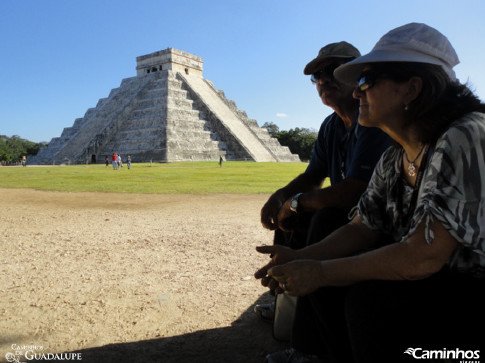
32, 48, 300, 164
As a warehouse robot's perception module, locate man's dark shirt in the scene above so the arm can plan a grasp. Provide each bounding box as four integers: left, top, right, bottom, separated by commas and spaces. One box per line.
305, 112, 391, 185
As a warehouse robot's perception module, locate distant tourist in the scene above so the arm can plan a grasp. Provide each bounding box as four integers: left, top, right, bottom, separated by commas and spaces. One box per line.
21, 156, 27, 167
219, 155, 223, 167
105, 156, 109, 168
117, 154, 122, 169
111, 153, 117, 170
127, 155, 131, 170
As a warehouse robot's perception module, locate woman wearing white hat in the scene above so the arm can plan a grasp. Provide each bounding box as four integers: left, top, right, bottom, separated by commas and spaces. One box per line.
257, 23, 485, 363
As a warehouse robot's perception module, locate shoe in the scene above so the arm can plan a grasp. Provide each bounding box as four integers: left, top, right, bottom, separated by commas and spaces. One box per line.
265, 348, 323, 363
254, 301, 275, 321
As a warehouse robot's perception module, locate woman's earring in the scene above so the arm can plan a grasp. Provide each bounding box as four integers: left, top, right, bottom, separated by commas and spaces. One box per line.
404, 105, 409, 111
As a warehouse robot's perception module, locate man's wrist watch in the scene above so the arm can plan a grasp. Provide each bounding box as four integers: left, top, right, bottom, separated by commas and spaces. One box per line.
289, 193, 303, 213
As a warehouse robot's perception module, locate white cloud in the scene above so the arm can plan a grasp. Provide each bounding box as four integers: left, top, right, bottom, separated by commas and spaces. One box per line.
276, 113, 288, 118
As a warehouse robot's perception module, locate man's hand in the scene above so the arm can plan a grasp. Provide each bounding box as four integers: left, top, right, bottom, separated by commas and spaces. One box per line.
276, 200, 296, 232
260, 193, 286, 230
254, 245, 297, 294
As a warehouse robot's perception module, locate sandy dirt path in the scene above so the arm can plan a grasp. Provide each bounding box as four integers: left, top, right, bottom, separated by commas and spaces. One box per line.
0, 189, 285, 362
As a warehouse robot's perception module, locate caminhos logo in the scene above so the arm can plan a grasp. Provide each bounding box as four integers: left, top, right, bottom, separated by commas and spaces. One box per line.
404, 347, 480, 362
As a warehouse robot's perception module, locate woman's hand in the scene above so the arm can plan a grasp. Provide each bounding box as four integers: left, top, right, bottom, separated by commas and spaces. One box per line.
254, 245, 298, 294
268, 260, 324, 296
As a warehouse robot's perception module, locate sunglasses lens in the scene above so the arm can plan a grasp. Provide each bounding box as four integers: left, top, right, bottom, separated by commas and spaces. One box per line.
357, 71, 396, 91
358, 73, 374, 91
358, 78, 369, 91
311, 71, 321, 84
311, 63, 343, 84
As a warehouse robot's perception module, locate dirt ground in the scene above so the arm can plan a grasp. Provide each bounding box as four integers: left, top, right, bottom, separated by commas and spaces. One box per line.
0, 189, 286, 363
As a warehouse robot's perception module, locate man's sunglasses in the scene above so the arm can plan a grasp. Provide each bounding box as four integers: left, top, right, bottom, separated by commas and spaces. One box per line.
357, 71, 394, 91
310, 63, 342, 84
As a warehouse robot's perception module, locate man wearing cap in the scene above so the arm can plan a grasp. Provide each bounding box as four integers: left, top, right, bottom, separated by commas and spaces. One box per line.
256, 42, 391, 320
261, 41, 390, 251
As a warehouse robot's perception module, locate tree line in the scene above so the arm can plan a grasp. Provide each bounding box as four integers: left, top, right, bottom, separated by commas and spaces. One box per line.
262, 122, 317, 161
0, 135, 46, 163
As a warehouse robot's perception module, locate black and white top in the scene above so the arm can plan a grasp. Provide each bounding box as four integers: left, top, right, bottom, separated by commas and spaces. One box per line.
352, 112, 485, 278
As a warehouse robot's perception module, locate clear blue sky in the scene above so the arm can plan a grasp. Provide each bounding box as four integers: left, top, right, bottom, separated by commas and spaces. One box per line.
1, 0, 484, 143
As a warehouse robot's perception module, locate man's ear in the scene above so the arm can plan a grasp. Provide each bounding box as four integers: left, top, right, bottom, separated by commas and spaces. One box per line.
405, 76, 423, 104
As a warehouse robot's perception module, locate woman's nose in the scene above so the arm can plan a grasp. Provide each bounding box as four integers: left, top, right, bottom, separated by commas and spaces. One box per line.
353, 86, 363, 100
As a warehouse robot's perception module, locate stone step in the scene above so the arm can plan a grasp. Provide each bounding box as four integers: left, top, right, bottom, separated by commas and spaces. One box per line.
159, 79, 182, 89
116, 128, 164, 140
117, 119, 164, 130
96, 97, 109, 108
120, 116, 211, 133
167, 89, 189, 98
131, 108, 167, 119
102, 140, 163, 152
123, 115, 208, 130
166, 150, 225, 162
134, 97, 193, 110
72, 118, 87, 129
245, 118, 260, 128
83, 108, 96, 119
141, 88, 189, 101
166, 129, 213, 139
165, 118, 208, 128
266, 139, 285, 147
131, 107, 200, 119
166, 98, 194, 108
167, 139, 221, 148
250, 128, 271, 138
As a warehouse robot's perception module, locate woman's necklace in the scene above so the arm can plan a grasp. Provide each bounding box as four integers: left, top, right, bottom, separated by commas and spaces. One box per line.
398, 145, 432, 227
404, 144, 426, 177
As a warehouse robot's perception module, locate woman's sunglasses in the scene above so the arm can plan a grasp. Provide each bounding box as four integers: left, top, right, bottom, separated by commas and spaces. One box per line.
356, 71, 394, 91
356, 69, 414, 92
310, 63, 342, 84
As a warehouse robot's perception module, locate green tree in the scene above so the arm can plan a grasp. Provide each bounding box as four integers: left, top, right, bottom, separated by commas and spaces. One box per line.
261, 122, 280, 138
262, 123, 317, 161
0, 136, 11, 161
0, 135, 46, 162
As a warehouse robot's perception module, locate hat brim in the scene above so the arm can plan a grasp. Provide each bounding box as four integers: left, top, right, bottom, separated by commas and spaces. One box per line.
334, 48, 449, 85
303, 55, 356, 75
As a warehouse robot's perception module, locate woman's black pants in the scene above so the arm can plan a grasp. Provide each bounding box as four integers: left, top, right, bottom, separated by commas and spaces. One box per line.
292, 270, 484, 363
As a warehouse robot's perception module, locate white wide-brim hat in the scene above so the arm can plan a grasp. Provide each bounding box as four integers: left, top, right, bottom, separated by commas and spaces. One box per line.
334, 23, 460, 85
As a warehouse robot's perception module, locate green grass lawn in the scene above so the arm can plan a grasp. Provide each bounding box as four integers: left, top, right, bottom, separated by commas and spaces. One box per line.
0, 161, 324, 194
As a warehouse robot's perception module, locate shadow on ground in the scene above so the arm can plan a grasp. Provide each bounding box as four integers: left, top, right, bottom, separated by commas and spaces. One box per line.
67, 293, 287, 363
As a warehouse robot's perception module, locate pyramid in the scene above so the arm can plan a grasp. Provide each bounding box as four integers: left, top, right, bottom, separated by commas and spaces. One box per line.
32, 48, 300, 164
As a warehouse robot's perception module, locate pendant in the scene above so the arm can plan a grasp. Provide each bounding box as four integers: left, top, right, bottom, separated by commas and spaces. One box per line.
408, 163, 416, 177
